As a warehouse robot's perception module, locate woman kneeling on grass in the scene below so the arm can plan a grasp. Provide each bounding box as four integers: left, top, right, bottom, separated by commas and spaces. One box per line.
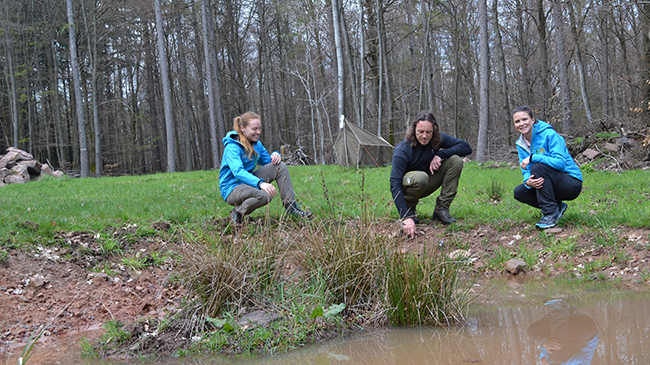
512, 106, 583, 229
219, 111, 311, 224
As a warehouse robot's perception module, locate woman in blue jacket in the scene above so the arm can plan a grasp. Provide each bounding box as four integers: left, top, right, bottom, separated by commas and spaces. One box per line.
512, 106, 583, 229
219, 111, 311, 224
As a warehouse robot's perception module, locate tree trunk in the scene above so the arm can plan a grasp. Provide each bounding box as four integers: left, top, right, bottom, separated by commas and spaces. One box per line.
421, 0, 435, 112
599, 0, 611, 117
332, 0, 345, 125
476, 0, 489, 162
537, 0, 550, 119
4, 3, 19, 148
492, 0, 512, 145
66, 0, 90, 178
200, 0, 220, 169
81, 1, 102, 176
552, 0, 572, 133
568, 1, 593, 123
515, 0, 532, 106
154, 0, 176, 172
359, 0, 366, 128
175, 11, 193, 171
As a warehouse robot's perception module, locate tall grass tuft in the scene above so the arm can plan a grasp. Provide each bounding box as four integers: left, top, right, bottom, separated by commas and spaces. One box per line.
176, 226, 286, 319
297, 218, 471, 326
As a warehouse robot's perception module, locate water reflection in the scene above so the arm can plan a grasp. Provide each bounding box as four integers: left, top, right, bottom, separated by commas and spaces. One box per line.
527, 299, 598, 365
6, 284, 650, 364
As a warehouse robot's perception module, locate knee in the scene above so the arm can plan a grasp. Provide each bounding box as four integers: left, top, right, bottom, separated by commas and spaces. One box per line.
403, 171, 429, 190
530, 162, 550, 176
445, 155, 464, 172
513, 184, 529, 202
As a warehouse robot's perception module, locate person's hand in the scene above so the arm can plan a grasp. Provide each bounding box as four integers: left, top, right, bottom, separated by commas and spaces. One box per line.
402, 218, 416, 238
271, 152, 281, 165
526, 174, 544, 189
429, 155, 442, 174
260, 182, 277, 197
520, 156, 531, 169
541, 338, 561, 353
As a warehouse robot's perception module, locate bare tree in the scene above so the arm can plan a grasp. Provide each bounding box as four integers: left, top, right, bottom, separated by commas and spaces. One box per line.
154, 0, 176, 172
568, 1, 593, 123
332, 0, 345, 125
476, 0, 489, 162
4, 2, 19, 148
492, 0, 512, 145
552, 0, 572, 133
200, 0, 219, 169
66, 0, 89, 177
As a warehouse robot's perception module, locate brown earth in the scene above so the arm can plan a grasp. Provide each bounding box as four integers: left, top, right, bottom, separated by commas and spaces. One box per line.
1, 217, 649, 363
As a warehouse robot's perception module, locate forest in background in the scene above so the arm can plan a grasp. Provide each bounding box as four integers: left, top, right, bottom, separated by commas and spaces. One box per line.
1, 0, 650, 176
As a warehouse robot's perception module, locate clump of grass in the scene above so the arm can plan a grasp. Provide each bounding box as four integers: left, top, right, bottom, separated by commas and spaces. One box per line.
486, 178, 505, 202
298, 219, 471, 326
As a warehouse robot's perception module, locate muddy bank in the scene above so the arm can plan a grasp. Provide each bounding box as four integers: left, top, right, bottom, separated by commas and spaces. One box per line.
1, 220, 649, 362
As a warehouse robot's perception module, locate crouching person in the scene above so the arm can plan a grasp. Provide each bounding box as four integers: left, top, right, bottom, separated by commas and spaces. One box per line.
219, 111, 311, 224
512, 106, 583, 229
390, 110, 472, 238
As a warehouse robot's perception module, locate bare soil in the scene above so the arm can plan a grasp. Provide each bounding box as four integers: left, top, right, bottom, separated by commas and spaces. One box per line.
1, 218, 649, 363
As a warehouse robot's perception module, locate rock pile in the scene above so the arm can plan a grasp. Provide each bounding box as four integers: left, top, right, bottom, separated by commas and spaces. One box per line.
0, 147, 65, 186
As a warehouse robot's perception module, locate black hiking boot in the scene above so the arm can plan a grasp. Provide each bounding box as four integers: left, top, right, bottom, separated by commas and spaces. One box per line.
432, 206, 456, 225
230, 208, 243, 225
285, 201, 312, 219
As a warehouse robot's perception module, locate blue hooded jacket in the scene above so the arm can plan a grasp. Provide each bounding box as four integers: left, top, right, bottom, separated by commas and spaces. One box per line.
515, 120, 583, 187
219, 131, 274, 200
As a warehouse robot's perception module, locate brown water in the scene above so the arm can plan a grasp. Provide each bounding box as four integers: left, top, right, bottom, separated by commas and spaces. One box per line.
5, 282, 650, 364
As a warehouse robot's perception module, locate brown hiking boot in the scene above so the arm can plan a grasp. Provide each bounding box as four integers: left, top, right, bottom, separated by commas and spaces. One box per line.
432, 206, 456, 225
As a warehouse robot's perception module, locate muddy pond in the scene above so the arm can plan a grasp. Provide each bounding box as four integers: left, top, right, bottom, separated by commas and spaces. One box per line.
8, 279, 650, 364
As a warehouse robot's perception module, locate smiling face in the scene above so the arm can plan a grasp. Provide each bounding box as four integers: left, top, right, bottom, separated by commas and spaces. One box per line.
241, 118, 262, 143
513, 111, 534, 140
415, 120, 434, 146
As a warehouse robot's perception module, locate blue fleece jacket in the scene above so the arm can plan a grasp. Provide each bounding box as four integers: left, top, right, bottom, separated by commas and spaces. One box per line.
219, 131, 274, 200
515, 121, 583, 187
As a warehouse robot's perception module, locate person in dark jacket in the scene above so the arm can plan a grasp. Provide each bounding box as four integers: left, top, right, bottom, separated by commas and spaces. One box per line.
390, 110, 472, 238
512, 106, 583, 229
219, 111, 311, 224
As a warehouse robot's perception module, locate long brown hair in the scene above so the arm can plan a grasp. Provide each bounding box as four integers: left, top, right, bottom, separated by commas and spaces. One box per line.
233, 111, 260, 159
405, 110, 441, 148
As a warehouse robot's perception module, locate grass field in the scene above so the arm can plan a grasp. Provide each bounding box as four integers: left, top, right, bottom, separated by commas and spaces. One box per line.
2, 162, 648, 246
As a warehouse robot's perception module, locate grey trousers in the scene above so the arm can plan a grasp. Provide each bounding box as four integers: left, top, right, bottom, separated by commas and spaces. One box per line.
401, 155, 464, 210
226, 162, 296, 215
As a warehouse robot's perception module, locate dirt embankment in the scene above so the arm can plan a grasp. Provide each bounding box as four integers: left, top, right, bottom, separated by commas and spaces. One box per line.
1, 218, 649, 362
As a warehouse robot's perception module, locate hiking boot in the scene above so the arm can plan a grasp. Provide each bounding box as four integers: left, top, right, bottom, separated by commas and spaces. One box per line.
535, 211, 559, 229
557, 202, 568, 221
432, 206, 456, 225
285, 201, 312, 219
230, 208, 243, 225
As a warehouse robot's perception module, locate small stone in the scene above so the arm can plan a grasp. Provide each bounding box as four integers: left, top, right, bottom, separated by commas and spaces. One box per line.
545, 227, 563, 234
581, 149, 601, 160
603, 142, 618, 152
505, 259, 527, 275
32, 276, 45, 287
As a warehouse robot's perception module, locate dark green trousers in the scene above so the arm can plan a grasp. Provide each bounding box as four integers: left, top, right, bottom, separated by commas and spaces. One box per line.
401, 155, 464, 210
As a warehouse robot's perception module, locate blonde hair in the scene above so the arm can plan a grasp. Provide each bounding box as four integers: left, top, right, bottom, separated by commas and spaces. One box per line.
233, 111, 260, 159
